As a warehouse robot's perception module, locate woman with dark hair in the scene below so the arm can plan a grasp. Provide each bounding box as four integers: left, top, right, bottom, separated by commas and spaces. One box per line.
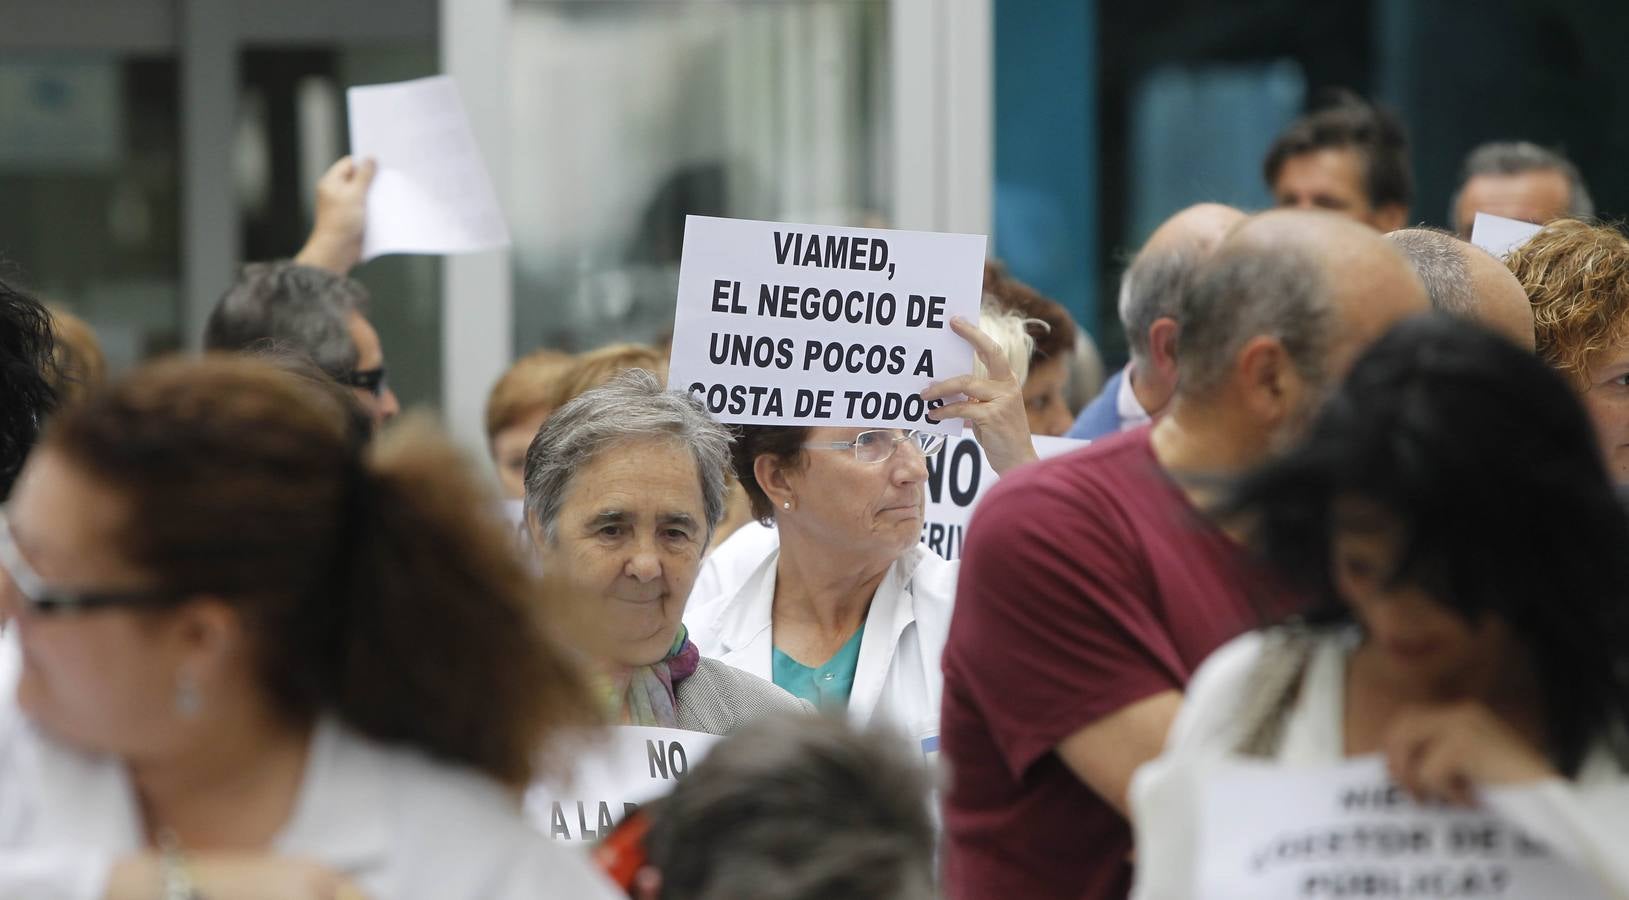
1129, 315, 1629, 897
686, 319, 1036, 744
0, 356, 617, 899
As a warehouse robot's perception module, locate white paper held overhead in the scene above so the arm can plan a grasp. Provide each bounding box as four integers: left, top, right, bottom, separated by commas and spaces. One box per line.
346, 75, 511, 261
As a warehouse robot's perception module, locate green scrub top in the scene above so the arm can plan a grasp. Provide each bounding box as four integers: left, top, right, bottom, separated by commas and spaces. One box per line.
772, 625, 865, 712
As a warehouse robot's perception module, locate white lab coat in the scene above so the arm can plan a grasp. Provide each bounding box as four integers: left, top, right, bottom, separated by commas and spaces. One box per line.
687, 543, 957, 757
0, 714, 620, 900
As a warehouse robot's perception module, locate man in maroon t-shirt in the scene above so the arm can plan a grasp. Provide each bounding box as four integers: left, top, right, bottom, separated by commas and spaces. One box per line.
939, 210, 1430, 900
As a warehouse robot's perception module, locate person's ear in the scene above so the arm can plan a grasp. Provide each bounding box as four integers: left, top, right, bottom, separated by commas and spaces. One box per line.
632, 866, 663, 900
1234, 334, 1300, 426
1147, 317, 1180, 383
752, 453, 796, 511
1371, 203, 1409, 235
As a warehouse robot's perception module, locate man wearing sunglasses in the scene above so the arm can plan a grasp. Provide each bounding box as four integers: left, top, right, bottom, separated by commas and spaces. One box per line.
204, 156, 401, 427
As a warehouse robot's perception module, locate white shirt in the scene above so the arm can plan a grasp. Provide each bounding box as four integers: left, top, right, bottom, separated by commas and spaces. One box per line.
1115, 363, 1153, 432
1130, 630, 1629, 899
691, 521, 781, 613
686, 544, 957, 757
0, 627, 17, 729
0, 715, 621, 900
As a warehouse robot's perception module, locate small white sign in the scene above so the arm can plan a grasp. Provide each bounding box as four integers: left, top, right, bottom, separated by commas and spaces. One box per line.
346, 75, 511, 261
526, 726, 723, 843
1196, 756, 1609, 899
667, 216, 987, 435
920, 434, 1086, 561
1469, 212, 1544, 260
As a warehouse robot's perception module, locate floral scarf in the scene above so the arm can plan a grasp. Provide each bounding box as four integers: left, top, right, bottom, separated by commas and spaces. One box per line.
603, 626, 702, 727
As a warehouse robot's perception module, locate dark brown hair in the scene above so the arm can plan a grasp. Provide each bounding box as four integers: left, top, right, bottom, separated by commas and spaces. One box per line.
1263, 91, 1412, 210
731, 423, 810, 525
44, 355, 597, 786
982, 260, 1076, 363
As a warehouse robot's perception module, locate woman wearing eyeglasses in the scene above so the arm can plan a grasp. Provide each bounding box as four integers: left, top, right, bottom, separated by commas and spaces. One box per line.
687, 317, 1037, 747
0, 356, 617, 900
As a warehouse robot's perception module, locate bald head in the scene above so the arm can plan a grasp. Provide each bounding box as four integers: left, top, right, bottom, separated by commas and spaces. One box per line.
1119, 203, 1246, 366
1385, 228, 1535, 350
1176, 210, 1428, 406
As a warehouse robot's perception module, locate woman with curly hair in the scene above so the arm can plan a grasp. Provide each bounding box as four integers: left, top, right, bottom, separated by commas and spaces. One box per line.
1506, 218, 1629, 481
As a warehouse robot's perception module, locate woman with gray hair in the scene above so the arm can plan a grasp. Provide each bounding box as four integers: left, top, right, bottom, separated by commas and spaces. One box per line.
524, 369, 807, 733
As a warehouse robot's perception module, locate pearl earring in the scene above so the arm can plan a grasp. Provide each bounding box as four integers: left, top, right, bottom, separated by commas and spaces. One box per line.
174, 672, 202, 719
783, 500, 792, 510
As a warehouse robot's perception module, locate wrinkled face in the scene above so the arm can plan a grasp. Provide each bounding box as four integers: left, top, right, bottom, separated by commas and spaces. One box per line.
1273, 149, 1379, 226
3, 450, 189, 755
781, 427, 929, 562
1577, 343, 1629, 483
1331, 498, 1504, 692
492, 408, 552, 501
534, 438, 708, 668
1453, 170, 1572, 239
347, 312, 400, 425
1024, 355, 1075, 437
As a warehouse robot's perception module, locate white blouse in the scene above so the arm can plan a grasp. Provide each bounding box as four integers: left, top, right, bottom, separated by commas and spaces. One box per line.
0, 713, 621, 900
1130, 630, 1629, 899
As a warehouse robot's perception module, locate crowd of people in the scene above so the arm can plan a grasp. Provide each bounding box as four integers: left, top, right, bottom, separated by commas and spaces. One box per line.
0, 90, 1627, 900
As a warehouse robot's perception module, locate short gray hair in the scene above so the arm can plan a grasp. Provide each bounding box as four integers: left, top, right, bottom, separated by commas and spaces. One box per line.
204, 261, 364, 379
1176, 243, 1334, 400
523, 368, 730, 544
1118, 247, 1199, 370
1387, 228, 1476, 317
1452, 141, 1594, 226
644, 714, 935, 900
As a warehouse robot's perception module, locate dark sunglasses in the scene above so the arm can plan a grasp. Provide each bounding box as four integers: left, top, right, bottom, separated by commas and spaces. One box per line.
341, 366, 388, 397
0, 510, 173, 615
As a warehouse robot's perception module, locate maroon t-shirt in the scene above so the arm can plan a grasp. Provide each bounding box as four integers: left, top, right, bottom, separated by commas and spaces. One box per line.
940, 426, 1280, 900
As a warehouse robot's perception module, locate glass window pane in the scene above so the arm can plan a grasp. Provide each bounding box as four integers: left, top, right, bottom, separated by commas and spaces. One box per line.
0, 51, 181, 370
508, 0, 891, 354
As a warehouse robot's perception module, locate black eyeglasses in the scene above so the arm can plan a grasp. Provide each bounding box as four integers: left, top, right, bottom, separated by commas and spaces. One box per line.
0, 510, 173, 615
341, 366, 388, 397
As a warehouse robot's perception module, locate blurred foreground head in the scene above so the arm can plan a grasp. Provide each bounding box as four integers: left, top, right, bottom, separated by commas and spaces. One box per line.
625, 714, 935, 900
1230, 315, 1629, 774
4, 355, 593, 786
0, 276, 57, 500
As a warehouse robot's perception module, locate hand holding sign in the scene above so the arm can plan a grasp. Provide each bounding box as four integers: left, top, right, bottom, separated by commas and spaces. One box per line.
1384, 701, 1558, 807
294, 156, 377, 275
920, 317, 1039, 475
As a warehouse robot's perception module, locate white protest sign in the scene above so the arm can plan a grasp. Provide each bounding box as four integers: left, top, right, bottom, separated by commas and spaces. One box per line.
667, 216, 987, 435
1469, 212, 1544, 260
920, 434, 1087, 560
1195, 756, 1609, 899
525, 726, 723, 843
346, 75, 510, 261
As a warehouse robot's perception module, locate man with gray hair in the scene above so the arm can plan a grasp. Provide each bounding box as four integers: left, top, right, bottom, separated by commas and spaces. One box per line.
1451, 141, 1593, 239
1387, 227, 1536, 350
1068, 203, 1244, 440
941, 210, 1428, 900
205, 155, 400, 426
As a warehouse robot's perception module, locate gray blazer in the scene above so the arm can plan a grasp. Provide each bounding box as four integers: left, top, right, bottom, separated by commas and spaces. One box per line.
675, 657, 813, 735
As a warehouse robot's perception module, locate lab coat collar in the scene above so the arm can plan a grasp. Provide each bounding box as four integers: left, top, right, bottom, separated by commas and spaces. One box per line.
708, 548, 780, 674
707, 543, 931, 725
846, 545, 929, 725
